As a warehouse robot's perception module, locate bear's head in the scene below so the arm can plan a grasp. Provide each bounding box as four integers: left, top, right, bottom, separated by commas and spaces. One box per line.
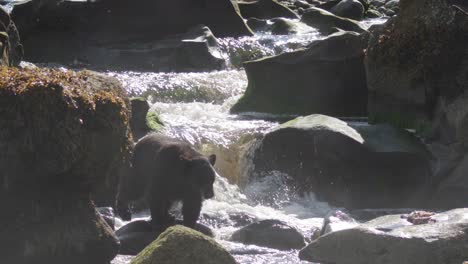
183, 154, 217, 199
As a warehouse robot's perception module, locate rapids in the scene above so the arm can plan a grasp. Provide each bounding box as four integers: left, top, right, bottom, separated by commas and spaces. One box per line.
105, 18, 388, 260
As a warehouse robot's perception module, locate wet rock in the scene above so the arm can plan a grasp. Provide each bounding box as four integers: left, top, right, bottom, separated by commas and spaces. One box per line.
331, 0, 365, 20
11, 0, 250, 70
270, 18, 301, 35
250, 114, 432, 209
429, 149, 468, 208
129, 97, 163, 140
98, 207, 116, 230
117, 220, 214, 256
366, 8, 384, 18
130, 225, 235, 264
238, 0, 299, 19
299, 208, 468, 264
319, 210, 359, 236
0, 6, 23, 66
231, 219, 306, 250
0, 68, 131, 264
231, 32, 367, 116
301, 7, 366, 34
246, 17, 269, 32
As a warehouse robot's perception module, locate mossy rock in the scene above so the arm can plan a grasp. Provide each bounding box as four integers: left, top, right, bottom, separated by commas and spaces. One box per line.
146, 110, 164, 132
131, 225, 237, 264
365, 0, 468, 135
0, 66, 131, 192
0, 66, 129, 264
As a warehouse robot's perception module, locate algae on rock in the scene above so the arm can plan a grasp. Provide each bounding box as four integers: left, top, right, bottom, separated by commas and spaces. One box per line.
131, 225, 237, 264
0, 67, 132, 264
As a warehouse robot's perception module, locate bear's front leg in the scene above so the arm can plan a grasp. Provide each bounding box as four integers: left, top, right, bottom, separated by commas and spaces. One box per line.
149, 194, 175, 229
182, 193, 202, 228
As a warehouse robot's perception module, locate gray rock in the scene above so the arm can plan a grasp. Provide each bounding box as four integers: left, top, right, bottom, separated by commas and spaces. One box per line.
301, 7, 366, 34
331, 0, 365, 20
231, 219, 306, 250
319, 210, 359, 236
249, 114, 432, 209
231, 32, 368, 116
299, 208, 468, 264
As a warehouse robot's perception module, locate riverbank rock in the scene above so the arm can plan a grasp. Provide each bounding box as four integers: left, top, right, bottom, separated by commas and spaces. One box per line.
0, 7, 23, 66
301, 7, 366, 34
299, 208, 468, 264
238, 0, 299, 19
0, 67, 132, 264
231, 219, 306, 250
364, 0, 468, 209
11, 0, 250, 70
250, 114, 432, 208
231, 32, 367, 116
130, 225, 236, 264
130, 97, 164, 140
365, 0, 468, 131
117, 220, 214, 255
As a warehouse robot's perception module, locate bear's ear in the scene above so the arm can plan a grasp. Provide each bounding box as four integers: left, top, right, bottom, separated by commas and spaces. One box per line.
208, 154, 216, 166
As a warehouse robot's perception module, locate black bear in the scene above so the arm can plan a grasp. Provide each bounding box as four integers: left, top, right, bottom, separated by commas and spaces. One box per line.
116, 134, 217, 228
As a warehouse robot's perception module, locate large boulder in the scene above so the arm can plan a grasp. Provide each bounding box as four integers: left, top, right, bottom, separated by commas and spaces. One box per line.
299, 208, 468, 264
365, 0, 468, 131
250, 114, 432, 208
238, 0, 299, 19
11, 0, 251, 70
231, 219, 306, 250
130, 225, 237, 264
365, 0, 468, 209
231, 32, 368, 116
0, 7, 23, 66
0, 67, 132, 264
301, 7, 366, 34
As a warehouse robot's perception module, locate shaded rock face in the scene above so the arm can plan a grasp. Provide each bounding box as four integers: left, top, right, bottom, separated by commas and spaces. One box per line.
365, 0, 468, 209
301, 7, 366, 35
130, 225, 236, 264
0, 67, 132, 264
231, 219, 306, 250
238, 0, 299, 19
365, 0, 468, 130
231, 32, 368, 116
299, 208, 468, 264
130, 97, 152, 140
116, 220, 214, 256
250, 115, 432, 209
11, 0, 250, 71
0, 7, 23, 66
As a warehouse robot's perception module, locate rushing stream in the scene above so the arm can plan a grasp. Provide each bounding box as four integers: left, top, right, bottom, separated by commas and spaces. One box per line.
107, 31, 341, 263
104, 18, 389, 261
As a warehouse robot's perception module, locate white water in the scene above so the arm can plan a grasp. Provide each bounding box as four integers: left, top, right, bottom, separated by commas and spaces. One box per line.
106, 19, 386, 264
107, 32, 339, 263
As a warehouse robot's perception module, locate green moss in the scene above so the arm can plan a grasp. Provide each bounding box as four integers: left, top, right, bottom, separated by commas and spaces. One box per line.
131, 225, 236, 264
0, 66, 131, 192
146, 111, 164, 132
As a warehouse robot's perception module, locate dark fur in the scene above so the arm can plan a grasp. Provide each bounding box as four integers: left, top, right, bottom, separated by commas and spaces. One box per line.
117, 134, 216, 228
